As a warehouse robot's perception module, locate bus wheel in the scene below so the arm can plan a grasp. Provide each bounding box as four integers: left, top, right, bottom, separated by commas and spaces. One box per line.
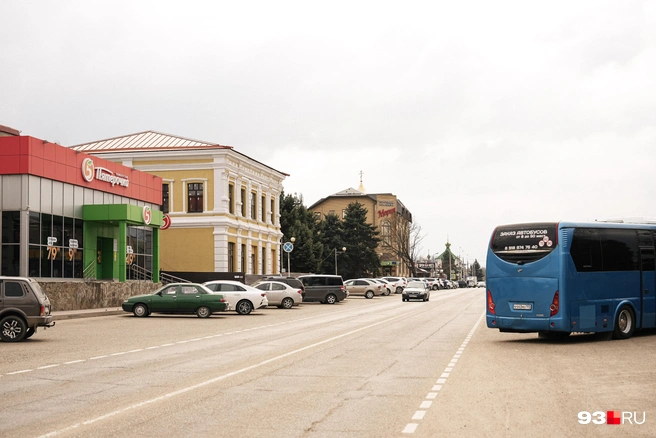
613, 305, 635, 340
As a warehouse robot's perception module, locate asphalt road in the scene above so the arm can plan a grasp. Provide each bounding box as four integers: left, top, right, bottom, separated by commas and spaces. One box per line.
1, 287, 655, 437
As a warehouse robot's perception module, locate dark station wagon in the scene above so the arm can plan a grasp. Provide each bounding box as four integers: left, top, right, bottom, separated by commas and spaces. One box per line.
0, 276, 55, 342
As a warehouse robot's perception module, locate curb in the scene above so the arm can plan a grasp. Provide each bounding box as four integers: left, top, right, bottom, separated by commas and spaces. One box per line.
51, 308, 125, 321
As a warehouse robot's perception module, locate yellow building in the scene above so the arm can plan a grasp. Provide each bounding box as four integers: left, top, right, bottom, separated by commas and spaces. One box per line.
72, 131, 287, 276
308, 185, 412, 277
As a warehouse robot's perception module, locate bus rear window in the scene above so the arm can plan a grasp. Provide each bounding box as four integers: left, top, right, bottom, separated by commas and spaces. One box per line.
490, 223, 558, 263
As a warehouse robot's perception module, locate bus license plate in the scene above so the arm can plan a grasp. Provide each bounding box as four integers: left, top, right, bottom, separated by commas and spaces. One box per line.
513, 303, 532, 310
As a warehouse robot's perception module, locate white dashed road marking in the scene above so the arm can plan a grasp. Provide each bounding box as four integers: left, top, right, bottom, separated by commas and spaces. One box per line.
402, 312, 484, 434
37, 311, 409, 437
0, 309, 365, 379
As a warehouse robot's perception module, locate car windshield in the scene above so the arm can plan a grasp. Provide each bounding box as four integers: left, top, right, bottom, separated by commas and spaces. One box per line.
407, 281, 425, 288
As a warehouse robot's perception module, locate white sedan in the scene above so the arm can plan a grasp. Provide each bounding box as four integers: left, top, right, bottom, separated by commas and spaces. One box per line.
252, 280, 304, 309
203, 280, 268, 315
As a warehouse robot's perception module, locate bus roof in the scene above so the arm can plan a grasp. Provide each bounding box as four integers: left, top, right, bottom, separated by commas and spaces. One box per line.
558, 220, 656, 230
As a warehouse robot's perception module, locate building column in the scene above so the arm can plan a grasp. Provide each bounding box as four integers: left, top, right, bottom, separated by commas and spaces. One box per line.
118, 221, 127, 282
152, 227, 160, 283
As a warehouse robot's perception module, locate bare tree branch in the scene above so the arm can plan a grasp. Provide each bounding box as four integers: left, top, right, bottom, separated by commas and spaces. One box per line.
382, 215, 425, 276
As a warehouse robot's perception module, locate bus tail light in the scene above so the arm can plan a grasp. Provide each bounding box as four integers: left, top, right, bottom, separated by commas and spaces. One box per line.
549, 291, 560, 317
487, 290, 495, 315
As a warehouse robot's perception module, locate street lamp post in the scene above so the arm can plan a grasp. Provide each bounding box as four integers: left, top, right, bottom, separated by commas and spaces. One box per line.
334, 247, 346, 275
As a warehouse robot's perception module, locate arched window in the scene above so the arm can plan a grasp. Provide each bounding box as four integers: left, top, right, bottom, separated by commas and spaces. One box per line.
382, 220, 391, 246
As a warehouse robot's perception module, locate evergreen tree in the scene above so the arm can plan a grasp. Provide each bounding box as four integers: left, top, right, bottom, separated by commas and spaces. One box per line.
318, 213, 345, 274
338, 202, 381, 279
279, 192, 320, 274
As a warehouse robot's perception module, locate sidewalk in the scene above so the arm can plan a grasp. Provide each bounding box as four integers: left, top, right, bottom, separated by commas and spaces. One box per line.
51, 307, 125, 321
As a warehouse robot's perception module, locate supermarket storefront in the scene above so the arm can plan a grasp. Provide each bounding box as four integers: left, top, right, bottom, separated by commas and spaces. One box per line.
0, 134, 163, 282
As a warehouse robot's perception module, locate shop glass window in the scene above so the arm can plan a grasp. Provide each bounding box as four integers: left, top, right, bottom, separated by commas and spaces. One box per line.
29, 211, 40, 244
1, 245, 19, 276
41, 213, 52, 246
2, 211, 20, 244
127, 226, 153, 280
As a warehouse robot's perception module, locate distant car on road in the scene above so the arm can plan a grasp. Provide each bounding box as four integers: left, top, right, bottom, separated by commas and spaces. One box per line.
203, 280, 268, 315
402, 280, 431, 302
122, 283, 228, 318
477, 281, 486, 288
252, 280, 304, 309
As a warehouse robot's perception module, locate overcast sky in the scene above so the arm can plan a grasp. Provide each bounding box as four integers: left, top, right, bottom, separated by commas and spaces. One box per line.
2, 1, 655, 266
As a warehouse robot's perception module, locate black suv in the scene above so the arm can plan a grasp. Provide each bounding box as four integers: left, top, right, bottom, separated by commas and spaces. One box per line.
297, 274, 346, 304
0, 276, 55, 342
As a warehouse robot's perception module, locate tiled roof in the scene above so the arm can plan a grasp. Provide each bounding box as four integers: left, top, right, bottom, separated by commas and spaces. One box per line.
70, 130, 232, 152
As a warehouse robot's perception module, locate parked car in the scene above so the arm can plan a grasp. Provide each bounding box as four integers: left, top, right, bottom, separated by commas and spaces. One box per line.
203, 280, 268, 315
425, 278, 441, 290
122, 283, 228, 318
402, 280, 431, 302
252, 280, 303, 308
344, 279, 384, 299
477, 281, 486, 288
457, 280, 467, 288
262, 276, 305, 298
0, 276, 55, 342
371, 278, 392, 296
297, 274, 347, 304
381, 277, 406, 294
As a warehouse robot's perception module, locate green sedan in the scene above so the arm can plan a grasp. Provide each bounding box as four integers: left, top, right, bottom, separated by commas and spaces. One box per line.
122, 283, 228, 318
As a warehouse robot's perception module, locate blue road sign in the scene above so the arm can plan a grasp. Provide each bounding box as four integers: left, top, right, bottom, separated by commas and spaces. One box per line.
283, 242, 294, 253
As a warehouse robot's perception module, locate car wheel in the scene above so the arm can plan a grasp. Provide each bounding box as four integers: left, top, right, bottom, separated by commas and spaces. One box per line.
396, 286, 403, 294
365, 291, 374, 299
281, 297, 294, 309
325, 294, 337, 304
133, 304, 149, 317
236, 300, 253, 315
432, 285, 438, 290
196, 306, 211, 318
25, 328, 36, 339
613, 305, 635, 339
0, 315, 27, 342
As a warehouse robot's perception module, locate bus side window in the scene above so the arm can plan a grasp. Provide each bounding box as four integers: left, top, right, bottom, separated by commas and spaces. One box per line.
571, 228, 602, 272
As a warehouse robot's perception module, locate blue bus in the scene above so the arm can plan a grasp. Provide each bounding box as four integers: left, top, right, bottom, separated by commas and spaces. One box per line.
486, 221, 656, 339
